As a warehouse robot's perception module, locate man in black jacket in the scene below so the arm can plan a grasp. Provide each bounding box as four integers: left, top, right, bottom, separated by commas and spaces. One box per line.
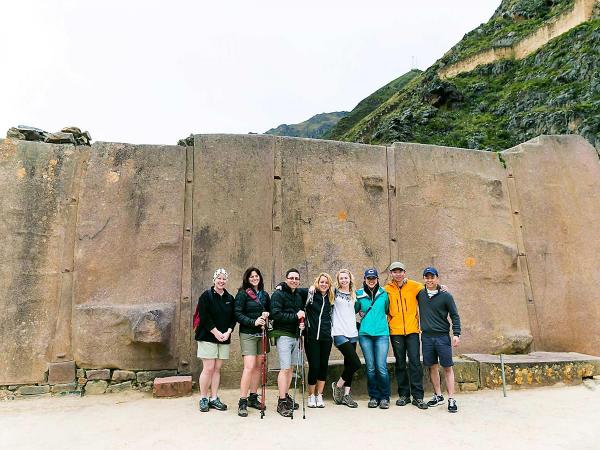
417, 267, 461, 413
270, 268, 305, 417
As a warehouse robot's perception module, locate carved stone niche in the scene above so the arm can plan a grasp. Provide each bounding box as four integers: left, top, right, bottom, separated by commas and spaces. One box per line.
129, 308, 172, 344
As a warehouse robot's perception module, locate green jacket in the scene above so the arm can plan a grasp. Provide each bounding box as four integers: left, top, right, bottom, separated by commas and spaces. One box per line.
356, 286, 390, 336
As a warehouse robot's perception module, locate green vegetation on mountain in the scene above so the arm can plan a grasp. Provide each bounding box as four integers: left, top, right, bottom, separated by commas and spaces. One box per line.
264, 111, 348, 139
326, 69, 421, 140
335, 0, 600, 152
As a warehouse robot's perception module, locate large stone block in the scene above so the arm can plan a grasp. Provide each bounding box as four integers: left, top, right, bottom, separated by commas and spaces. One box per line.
502, 136, 600, 356
0, 140, 79, 384
72, 142, 186, 369
391, 143, 531, 354
112, 370, 136, 382
84, 380, 108, 395
48, 361, 76, 385
85, 369, 110, 381
16, 385, 50, 396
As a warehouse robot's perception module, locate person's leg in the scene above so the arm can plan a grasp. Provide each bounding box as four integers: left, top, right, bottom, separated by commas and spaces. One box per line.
359, 335, 380, 400
429, 364, 442, 395
304, 337, 319, 396
240, 355, 258, 398
210, 358, 224, 398
390, 335, 410, 399
406, 333, 424, 400
444, 366, 456, 397
316, 340, 332, 394
200, 358, 215, 398
373, 335, 391, 402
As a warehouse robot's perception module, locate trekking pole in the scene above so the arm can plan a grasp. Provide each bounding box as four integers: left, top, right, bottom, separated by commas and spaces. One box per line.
291, 317, 303, 420
260, 323, 267, 418
300, 326, 306, 419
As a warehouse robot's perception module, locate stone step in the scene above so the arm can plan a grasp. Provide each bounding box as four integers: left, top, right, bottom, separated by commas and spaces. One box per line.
153, 376, 193, 398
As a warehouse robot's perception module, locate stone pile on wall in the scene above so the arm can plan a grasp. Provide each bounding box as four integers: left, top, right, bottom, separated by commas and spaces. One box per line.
1, 133, 599, 391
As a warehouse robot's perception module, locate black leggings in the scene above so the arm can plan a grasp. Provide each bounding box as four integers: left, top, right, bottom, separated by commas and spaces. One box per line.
336, 341, 361, 387
304, 337, 333, 385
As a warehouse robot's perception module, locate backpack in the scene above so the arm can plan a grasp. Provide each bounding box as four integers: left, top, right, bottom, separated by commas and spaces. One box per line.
193, 289, 214, 332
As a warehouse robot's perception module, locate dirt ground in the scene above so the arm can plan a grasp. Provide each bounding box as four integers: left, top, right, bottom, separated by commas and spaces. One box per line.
1, 383, 599, 450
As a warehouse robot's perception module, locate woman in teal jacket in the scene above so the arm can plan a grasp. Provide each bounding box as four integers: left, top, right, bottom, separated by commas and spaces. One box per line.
356, 268, 391, 409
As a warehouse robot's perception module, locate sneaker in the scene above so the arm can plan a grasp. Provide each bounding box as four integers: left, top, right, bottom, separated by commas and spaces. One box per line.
368, 398, 379, 408
208, 397, 227, 411
247, 393, 264, 410
199, 397, 209, 412
331, 382, 343, 405
316, 394, 325, 408
379, 399, 390, 409
448, 397, 458, 413
285, 393, 299, 410
277, 398, 293, 417
308, 394, 317, 408
237, 398, 248, 417
427, 394, 445, 407
341, 393, 358, 408
395, 396, 410, 406
412, 398, 429, 410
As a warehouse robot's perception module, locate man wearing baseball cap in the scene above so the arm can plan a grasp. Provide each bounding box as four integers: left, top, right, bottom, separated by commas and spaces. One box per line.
384, 261, 428, 409
417, 267, 461, 413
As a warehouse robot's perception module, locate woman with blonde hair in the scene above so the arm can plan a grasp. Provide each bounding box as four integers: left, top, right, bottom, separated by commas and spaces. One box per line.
303, 272, 335, 408
330, 269, 361, 408
195, 268, 236, 413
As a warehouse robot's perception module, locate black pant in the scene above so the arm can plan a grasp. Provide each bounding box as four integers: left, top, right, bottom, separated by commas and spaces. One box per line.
390, 333, 424, 400
304, 337, 333, 385
336, 341, 361, 387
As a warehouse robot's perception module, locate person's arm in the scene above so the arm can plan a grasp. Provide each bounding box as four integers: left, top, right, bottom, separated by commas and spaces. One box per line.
227, 293, 237, 334
447, 294, 461, 346
199, 289, 224, 341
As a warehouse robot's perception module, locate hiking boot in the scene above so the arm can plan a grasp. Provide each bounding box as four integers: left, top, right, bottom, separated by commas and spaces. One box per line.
379, 399, 390, 409
412, 398, 429, 410
247, 393, 264, 410
448, 397, 458, 413
208, 397, 227, 411
316, 394, 325, 408
331, 382, 343, 405
368, 398, 379, 408
277, 397, 293, 417
341, 393, 358, 408
307, 394, 317, 408
238, 398, 248, 417
199, 397, 209, 412
285, 393, 299, 410
395, 396, 410, 406
427, 394, 445, 407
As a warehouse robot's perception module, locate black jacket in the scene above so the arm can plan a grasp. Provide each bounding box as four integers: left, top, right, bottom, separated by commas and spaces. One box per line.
416, 287, 461, 336
234, 288, 270, 335
301, 288, 333, 341
194, 287, 236, 343
270, 283, 303, 336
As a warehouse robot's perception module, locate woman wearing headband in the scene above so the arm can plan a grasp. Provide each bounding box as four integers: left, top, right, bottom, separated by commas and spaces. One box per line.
195, 268, 236, 413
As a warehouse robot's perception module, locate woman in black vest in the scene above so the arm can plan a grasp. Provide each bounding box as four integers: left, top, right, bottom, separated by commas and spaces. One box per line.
195, 268, 236, 413
234, 267, 270, 417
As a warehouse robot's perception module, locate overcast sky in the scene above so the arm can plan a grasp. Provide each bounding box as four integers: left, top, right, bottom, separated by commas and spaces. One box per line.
1, 0, 500, 145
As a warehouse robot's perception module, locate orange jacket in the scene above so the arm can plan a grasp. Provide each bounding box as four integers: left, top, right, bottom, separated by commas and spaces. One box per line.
385, 279, 423, 335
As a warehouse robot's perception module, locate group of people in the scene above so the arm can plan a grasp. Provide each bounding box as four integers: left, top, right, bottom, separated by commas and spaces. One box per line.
194, 261, 462, 417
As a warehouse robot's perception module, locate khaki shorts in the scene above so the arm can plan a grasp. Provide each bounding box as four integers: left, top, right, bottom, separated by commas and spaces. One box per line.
197, 341, 230, 360
240, 332, 270, 356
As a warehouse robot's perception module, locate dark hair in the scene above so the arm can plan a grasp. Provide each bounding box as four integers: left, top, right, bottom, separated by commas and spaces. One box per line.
242, 267, 264, 291
285, 268, 300, 278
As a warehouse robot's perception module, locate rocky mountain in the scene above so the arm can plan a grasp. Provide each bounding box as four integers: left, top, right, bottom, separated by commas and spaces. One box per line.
330, 0, 600, 152
264, 111, 348, 139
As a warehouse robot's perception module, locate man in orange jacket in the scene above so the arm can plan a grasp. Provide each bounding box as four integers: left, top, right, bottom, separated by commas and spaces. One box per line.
385, 261, 428, 409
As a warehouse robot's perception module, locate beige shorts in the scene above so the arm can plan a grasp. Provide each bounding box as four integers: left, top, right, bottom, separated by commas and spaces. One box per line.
197, 341, 230, 360
240, 332, 270, 356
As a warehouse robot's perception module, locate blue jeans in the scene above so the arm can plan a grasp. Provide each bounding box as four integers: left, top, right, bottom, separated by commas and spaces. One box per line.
359, 335, 390, 400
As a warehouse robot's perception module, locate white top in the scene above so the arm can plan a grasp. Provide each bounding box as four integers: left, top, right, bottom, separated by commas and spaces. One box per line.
426, 288, 439, 298
331, 290, 358, 338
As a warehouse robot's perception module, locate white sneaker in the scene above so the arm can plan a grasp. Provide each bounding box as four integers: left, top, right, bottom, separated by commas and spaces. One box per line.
307, 394, 317, 408
316, 393, 325, 408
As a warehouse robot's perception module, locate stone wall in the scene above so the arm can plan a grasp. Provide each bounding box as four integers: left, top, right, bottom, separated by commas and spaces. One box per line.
1, 134, 599, 388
